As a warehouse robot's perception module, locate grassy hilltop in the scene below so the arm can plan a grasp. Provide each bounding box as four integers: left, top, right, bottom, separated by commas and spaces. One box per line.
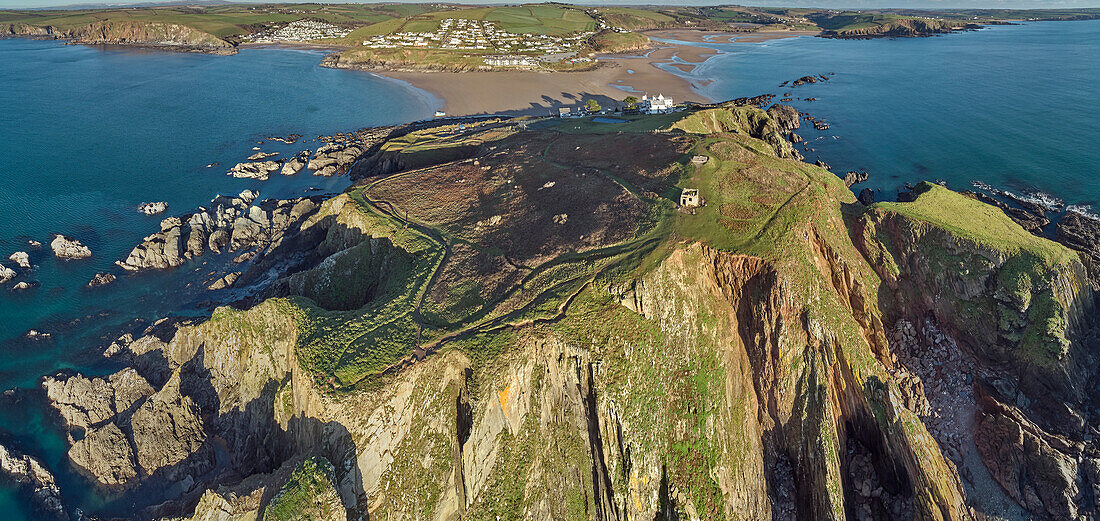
51, 102, 1096, 521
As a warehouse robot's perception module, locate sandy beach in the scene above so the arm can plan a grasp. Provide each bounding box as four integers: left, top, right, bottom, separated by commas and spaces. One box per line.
376, 29, 818, 117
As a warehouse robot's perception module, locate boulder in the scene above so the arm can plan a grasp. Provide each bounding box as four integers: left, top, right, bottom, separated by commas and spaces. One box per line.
12, 281, 34, 291
50, 235, 91, 260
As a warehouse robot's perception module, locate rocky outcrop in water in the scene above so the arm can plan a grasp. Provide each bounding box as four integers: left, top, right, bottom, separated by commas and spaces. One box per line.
88, 272, 116, 287
280, 149, 311, 176
9, 251, 30, 269
247, 151, 278, 161
0, 442, 65, 518
50, 235, 91, 260
116, 190, 321, 272
140, 202, 169, 215
844, 170, 868, 187
226, 160, 281, 180
0, 264, 15, 285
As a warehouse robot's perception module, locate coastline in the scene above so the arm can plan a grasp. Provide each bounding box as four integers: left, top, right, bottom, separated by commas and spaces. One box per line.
364, 30, 814, 117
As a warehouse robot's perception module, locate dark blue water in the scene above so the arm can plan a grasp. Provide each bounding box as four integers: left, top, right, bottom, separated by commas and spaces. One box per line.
667, 20, 1100, 210
0, 38, 437, 519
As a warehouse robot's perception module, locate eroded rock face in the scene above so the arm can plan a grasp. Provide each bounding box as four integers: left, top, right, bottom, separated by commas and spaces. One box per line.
70, 422, 138, 487
130, 373, 210, 480
50, 234, 91, 260
766, 103, 801, 135
116, 191, 321, 272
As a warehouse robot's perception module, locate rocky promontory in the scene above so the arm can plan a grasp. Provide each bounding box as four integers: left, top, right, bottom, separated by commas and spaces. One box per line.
4, 21, 237, 54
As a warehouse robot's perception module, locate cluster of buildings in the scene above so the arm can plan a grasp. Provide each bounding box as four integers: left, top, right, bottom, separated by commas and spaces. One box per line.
243, 19, 351, 42
557, 93, 677, 117
360, 18, 593, 56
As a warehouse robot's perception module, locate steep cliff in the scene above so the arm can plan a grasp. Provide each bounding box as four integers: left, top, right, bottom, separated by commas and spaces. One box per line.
35, 107, 1100, 521
3, 21, 236, 54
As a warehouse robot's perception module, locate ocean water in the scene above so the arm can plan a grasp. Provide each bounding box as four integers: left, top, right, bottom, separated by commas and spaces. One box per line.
0, 20, 1097, 520
667, 20, 1100, 209
0, 38, 437, 519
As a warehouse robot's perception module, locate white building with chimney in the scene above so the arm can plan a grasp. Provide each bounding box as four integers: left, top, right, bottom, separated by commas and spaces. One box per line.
640, 94, 674, 114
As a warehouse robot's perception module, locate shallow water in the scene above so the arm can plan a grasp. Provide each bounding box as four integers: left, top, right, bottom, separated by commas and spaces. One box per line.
0, 38, 437, 518
666, 20, 1100, 209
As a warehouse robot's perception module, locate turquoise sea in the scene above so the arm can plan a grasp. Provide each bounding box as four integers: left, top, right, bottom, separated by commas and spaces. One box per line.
0, 38, 437, 519
0, 20, 1096, 519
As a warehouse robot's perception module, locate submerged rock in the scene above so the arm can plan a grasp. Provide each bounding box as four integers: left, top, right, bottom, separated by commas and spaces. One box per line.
50, 235, 91, 260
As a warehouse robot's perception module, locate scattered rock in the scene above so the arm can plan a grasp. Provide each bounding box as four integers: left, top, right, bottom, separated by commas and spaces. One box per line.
138, 202, 168, 215
9, 252, 30, 269
27, 240, 42, 248
50, 235, 91, 260
87, 273, 117, 287
814, 159, 830, 170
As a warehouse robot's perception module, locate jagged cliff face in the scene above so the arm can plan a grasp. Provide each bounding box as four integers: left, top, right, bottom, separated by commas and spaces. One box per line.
36, 108, 1100, 521
3, 21, 235, 54
819, 18, 978, 39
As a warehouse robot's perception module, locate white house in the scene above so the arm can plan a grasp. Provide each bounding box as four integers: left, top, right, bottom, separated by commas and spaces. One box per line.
640, 94, 674, 114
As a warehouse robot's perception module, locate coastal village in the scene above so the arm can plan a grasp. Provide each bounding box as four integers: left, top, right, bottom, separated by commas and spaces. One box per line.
241, 19, 352, 43
360, 18, 595, 66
